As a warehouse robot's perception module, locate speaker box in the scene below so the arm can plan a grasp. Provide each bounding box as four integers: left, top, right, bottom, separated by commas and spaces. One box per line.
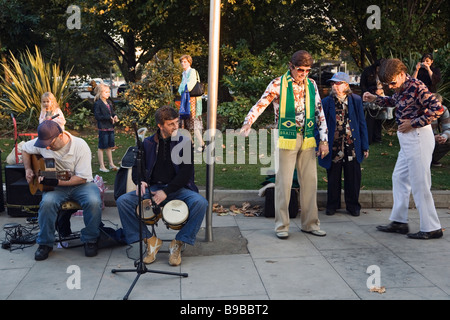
264, 187, 299, 218
5, 164, 42, 217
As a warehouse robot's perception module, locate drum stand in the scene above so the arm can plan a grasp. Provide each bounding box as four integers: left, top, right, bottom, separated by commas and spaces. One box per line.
111, 122, 188, 300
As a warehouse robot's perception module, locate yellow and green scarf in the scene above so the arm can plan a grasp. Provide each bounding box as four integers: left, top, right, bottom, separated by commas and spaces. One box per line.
278, 71, 316, 150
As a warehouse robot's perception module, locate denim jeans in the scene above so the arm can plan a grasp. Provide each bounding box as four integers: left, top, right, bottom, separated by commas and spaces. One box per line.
116, 184, 207, 245
37, 182, 102, 247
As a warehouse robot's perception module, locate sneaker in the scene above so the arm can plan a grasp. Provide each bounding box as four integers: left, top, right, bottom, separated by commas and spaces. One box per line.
168, 239, 183, 266
84, 242, 98, 257
143, 236, 162, 264
35, 245, 53, 261
301, 229, 327, 237
276, 231, 289, 239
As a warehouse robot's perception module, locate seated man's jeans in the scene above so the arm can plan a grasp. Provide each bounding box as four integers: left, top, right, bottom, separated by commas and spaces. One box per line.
37, 182, 102, 247
116, 184, 207, 245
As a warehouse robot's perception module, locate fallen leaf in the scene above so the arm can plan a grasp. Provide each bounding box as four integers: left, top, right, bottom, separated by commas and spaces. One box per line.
369, 286, 386, 294
241, 202, 251, 210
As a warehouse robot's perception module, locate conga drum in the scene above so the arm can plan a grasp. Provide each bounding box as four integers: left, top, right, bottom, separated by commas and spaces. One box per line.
137, 199, 161, 225
162, 200, 189, 230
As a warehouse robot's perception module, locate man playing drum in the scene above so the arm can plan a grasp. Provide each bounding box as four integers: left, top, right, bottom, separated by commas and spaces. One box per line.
116, 106, 207, 266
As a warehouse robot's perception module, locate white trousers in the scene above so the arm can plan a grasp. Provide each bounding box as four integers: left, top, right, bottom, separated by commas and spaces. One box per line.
390, 125, 441, 232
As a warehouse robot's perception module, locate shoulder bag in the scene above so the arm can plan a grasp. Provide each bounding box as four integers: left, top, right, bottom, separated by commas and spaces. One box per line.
189, 70, 204, 97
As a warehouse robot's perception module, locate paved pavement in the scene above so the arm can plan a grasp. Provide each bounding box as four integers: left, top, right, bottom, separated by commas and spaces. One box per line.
1, 193, 450, 302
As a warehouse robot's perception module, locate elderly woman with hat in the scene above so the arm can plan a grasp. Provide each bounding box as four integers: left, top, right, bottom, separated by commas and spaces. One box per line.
316, 72, 369, 216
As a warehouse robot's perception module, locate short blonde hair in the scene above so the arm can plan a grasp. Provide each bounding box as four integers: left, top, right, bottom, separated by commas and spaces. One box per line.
41, 92, 58, 111
94, 83, 110, 101
179, 54, 193, 65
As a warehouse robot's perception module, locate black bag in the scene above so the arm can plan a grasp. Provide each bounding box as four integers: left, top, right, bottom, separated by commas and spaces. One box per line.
189, 70, 204, 97
264, 188, 299, 218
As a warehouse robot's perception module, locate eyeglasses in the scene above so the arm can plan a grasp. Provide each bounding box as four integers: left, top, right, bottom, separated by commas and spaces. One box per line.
331, 81, 345, 86
47, 135, 60, 149
292, 66, 311, 74
383, 81, 397, 86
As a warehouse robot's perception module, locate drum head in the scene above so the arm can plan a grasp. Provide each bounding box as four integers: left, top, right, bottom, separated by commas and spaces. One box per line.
162, 200, 188, 224
138, 199, 161, 224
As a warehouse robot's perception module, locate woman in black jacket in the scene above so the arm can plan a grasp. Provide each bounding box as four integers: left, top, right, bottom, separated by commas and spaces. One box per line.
412, 53, 441, 93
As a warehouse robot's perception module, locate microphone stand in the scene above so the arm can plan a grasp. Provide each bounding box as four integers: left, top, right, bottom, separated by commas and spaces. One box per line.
111, 122, 188, 300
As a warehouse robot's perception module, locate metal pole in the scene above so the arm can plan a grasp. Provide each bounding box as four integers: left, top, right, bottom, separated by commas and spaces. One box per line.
205, 0, 221, 242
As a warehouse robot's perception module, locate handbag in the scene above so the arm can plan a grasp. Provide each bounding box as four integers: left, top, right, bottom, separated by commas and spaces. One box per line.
189, 70, 204, 97
179, 85, 191, 119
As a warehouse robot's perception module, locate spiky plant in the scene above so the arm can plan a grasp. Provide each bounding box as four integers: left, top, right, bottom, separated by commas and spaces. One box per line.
0, 46, 72, 128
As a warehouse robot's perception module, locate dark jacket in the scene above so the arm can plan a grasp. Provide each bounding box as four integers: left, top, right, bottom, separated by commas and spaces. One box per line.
94, 99, 116, 129
133, 130, 198, 195
360, 59, 385, 94
417, 66, 441, 93
315, 93, 369, 169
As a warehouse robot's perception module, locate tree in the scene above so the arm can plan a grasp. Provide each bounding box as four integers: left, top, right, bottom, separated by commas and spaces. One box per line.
0, 0, 42, 82
316, 0, 449, 69
79, 0, 202, 83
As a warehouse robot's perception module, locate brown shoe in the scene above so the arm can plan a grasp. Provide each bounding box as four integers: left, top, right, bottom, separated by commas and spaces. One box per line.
143, 236, 162, 264
168, 240, 183, 266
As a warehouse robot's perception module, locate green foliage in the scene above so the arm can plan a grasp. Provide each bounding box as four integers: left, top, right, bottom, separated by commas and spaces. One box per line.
66, 107, 93, 131
218, 41, 288, 129
218, 97, 253, 130
120, 54, 179, 128
0, 46, 72, 129
402, 51, 423, 75
434, 43, 450, 104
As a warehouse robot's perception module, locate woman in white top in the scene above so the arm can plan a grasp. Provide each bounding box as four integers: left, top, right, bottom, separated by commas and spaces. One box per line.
178, 54, 205, 152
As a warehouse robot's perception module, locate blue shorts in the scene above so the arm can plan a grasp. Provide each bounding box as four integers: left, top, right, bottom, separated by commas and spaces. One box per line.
98, 130, 115, 149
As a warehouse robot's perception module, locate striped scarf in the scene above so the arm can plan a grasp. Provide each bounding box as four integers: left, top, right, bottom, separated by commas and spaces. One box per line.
278, 71, 316, 150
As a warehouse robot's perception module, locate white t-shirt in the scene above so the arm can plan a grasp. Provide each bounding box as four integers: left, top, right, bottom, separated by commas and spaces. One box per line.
22, 132, 93, 182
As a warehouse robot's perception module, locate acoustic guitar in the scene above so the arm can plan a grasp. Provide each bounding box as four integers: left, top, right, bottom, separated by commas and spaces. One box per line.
29, 154, 71, 195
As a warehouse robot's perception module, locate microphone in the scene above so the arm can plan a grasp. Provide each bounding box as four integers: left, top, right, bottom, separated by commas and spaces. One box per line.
51, 114, 59, 119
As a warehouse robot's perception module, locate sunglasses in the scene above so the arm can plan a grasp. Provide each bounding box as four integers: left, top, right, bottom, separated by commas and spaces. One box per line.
292, 66, 311, 74
383, 81, 397, 86
46, 135, 60, 149
331, 81, 345, 86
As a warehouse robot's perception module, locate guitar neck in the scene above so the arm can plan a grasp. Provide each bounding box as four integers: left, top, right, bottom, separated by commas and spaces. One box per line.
39, 170, 71, 180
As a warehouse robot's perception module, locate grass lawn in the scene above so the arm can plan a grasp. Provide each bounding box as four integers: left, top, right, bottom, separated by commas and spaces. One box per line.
1, 127, 449, 191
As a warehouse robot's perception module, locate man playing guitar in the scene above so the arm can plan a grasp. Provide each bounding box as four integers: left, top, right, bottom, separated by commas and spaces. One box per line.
22, 120, 103, 261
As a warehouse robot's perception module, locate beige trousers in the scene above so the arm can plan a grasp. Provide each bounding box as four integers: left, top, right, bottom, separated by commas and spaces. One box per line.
275, 133, 320, 233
